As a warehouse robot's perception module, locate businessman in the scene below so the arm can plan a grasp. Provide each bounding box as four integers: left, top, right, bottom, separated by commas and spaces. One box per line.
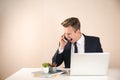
52, 17, 103, 68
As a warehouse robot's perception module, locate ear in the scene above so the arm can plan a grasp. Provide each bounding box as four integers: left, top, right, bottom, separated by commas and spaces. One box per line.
76, 29, 80, 33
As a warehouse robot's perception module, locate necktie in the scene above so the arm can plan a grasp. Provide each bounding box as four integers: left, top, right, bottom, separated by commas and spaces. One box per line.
74, 42, 78, 53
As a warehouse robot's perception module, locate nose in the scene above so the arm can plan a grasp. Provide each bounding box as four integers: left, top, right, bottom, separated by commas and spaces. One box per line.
65, 35, 70, 39
66, 36, 72, 41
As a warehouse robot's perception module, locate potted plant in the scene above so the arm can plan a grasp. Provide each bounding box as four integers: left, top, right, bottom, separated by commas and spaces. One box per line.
42, 63, 50, 73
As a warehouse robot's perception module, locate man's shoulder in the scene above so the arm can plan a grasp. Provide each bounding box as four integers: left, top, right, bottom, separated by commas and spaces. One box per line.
85, 35, 99, 39
83, 34, 100, 40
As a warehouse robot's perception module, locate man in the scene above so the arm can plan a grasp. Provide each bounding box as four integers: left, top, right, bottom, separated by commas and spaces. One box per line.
52, 17, 103, 68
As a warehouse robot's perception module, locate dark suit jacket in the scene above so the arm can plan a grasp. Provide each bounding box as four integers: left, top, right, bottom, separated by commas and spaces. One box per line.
52, 34, 103, 68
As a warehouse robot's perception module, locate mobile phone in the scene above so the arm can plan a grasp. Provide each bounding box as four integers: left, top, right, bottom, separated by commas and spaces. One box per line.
64, 35, 68, 41
64, 35, 72, 42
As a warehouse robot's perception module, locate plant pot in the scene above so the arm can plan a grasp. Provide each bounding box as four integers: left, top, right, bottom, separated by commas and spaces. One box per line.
49, 67, 57, 73
42, 67, 49, 73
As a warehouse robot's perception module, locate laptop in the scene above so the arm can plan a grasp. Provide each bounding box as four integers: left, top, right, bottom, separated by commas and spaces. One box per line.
70, 52, 110, 76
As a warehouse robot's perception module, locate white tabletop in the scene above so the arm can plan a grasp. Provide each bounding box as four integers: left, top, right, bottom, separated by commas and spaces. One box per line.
5, 68, 120, 80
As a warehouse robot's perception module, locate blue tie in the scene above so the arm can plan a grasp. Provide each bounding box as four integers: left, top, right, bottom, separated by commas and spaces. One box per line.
74, 42, 78, 53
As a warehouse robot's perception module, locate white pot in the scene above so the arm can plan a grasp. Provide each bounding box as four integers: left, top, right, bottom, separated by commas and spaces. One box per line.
42, 67, 49, 73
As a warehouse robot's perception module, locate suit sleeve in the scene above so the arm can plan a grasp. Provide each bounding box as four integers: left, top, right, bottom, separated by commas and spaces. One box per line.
96, 37, 103, 52
52, 49, 64, 67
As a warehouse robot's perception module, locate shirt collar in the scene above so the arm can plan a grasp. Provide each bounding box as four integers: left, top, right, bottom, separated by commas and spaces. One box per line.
76, 34, 84, 45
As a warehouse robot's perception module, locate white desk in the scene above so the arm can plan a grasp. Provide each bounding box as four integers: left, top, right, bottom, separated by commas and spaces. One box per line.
5, 68, 120, 80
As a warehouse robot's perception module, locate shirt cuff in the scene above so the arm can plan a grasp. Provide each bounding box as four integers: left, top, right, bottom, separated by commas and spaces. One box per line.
58, 48, 64, 54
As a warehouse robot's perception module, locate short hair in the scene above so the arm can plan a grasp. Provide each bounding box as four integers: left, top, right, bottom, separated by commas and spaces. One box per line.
61, 17, 81, 31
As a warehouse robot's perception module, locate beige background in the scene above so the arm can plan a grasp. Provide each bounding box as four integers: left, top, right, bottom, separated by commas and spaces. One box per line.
0, 0, 120, 80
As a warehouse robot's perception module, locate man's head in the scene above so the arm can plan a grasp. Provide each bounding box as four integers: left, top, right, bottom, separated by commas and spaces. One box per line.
61, 17, 81, 43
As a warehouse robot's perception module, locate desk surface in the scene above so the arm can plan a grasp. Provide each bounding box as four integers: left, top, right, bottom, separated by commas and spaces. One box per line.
5, 68, 120, 80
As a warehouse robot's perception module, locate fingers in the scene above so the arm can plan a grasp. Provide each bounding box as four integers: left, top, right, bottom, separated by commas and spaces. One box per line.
61, 34, 67, 42
59, 34, 68, 49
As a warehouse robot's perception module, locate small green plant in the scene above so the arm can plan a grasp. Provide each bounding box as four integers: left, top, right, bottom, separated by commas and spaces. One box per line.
42, 63, 50, 68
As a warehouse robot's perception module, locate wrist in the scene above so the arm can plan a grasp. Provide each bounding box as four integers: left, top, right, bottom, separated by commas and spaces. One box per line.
59, 46, 64, 49
58, 48, 64, 54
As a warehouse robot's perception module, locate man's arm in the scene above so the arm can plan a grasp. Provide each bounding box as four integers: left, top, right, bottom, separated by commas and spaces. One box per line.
52, 34, 68, 67
52, 49, 64, 67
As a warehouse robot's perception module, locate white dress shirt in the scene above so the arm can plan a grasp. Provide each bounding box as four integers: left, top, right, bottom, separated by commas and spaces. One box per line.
71, 34, 85, 53
59, 34, 85, 54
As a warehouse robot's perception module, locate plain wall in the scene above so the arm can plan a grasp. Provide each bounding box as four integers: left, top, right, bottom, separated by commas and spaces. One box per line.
0, 0, 120, 79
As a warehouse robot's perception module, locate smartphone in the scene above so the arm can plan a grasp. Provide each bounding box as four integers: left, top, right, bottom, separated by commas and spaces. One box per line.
64, 35, 72, 42
64, 35, 69, 41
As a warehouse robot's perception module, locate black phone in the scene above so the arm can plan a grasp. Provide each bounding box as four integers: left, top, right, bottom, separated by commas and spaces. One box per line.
64, 35, 68, 41
64, 35, 72, 42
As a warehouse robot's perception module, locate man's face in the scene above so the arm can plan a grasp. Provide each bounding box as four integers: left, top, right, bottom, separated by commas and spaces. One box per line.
64, 26, 81, 43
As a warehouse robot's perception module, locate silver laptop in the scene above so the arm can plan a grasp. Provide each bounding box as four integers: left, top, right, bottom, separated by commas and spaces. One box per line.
70, 52, 110, 76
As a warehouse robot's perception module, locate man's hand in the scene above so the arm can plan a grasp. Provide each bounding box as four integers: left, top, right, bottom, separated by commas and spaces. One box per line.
59, 34, 68, 49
